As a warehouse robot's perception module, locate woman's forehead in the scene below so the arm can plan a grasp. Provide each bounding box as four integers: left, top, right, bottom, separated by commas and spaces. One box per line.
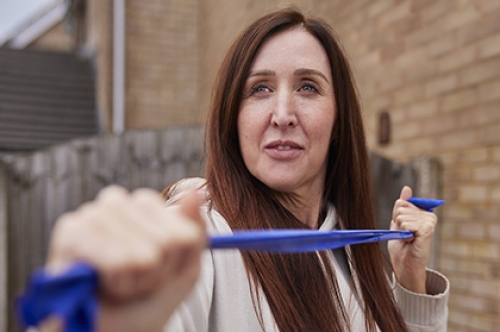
249, 27, 331, 78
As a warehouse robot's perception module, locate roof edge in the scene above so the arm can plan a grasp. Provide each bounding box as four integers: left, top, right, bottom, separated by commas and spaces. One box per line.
1, 0, 69, 49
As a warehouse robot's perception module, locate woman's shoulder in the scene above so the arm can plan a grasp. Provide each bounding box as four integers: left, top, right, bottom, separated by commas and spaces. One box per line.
162, 177, 207, 203
162, 177, 232, 235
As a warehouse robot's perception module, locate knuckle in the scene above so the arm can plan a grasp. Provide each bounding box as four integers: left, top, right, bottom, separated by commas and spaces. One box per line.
97, 185, 129, 202
132, 188, 161, 200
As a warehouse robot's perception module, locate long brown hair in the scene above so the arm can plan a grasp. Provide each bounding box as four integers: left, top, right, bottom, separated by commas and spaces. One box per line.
204, 8, 408, 332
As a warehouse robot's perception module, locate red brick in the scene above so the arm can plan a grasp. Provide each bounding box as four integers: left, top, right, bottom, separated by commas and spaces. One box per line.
479, 78, 500, 103
439, 151, 459, 165
389, 107, 406, 124
438, 45, 476, 73
473, 166, 500, 182
404, 62, 438, 85
470, 277, 500, 297
366, 97, 391, 118
426, 32, 459, 58
453, 294, 487, 312
460, 14, 500, 46
481, 123, 500, 145
392, 121, 423, 140
478, 1, 500, 14
378, 1, 410, 27
377, 73, 404, 92
393, 84, 424, 106
489, 224, 500, 241
479, 33, 500, 59
367, 0, 393, 19
442, 88, 478, 113
458, 101, 500, 128
459, 223, 485, 239
410, 0, 435, 11
425, 74, 458, 97
380, 41, 406, 61
449, 310, 473, 329
443, 167, 472, 182
474, 205, 500, 221
442, 241, 471, 257
406, 99, 439, 119
406, 23, 442, 48
356, 50, 381, 71
407, 137, 434, 154
458, 185, 488, 202
441, 4, 480, 32
423, 114, 458, 135
494, 147, 500, 162
420, 0, 457, 24
460, 58, 500, 87
460, 148, 489, 164
443, 204, 474, 221
492, 186, 500, 203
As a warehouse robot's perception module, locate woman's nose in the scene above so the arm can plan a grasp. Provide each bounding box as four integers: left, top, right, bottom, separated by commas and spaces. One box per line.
271, 92, 298, 128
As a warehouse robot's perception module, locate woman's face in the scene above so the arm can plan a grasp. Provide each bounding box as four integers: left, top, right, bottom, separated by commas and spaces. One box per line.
238, 27, 336, 199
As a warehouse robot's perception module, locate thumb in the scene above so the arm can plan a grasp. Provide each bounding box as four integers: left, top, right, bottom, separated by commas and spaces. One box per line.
399, 185, 413, 201
178, 190, 205, 227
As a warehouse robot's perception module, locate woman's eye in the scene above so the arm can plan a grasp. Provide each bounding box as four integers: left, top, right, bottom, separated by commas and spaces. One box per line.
299, 82, 319, 93
255, 86, 270, 93
247, 83, 271, 95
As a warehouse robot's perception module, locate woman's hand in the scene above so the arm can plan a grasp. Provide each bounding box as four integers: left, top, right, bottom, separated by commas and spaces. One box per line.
388, 186, 437, 294
43, 186, 206, 332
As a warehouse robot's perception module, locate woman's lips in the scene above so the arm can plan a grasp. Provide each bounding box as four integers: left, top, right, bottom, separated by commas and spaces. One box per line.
265, 141, 303, 159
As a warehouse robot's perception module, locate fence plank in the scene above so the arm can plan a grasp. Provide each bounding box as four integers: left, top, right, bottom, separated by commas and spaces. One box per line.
7, 156, 32, 332
0, 161, 9, 332
28, 152, 49, 270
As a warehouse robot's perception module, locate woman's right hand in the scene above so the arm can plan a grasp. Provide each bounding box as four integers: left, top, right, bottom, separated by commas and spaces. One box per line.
41, 185, 207, 332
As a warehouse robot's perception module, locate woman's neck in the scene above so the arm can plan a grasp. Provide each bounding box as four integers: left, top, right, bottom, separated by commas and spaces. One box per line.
280, 192, 324, 229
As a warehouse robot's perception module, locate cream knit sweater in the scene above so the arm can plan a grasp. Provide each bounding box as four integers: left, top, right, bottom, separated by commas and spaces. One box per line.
163, 178, 449, 332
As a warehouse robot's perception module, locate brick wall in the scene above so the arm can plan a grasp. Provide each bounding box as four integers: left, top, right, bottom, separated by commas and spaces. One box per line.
125, 0, 201, 129
200, 1, 500, 331
27, 22, 76, 52
29, 0, 201, 131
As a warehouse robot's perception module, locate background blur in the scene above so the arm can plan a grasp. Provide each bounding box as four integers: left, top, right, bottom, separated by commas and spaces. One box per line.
1, 0, 500, 331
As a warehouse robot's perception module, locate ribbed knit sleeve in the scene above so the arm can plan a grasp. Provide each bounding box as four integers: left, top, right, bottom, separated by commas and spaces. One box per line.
393, 269, 449, 332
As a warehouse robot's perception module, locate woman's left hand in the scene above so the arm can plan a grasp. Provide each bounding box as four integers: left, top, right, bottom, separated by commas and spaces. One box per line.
388, 186, 437, 294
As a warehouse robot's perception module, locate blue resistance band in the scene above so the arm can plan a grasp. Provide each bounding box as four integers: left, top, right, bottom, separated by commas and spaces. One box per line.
17, 263, 98, 332
17, 197, 444, 332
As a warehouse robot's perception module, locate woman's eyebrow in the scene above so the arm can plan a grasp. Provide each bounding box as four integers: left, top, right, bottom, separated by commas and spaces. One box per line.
247, 69, 275, 77
294, 68, 329, 83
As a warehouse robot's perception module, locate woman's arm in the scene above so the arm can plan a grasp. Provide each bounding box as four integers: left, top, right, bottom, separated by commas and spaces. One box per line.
388, 186, 449, 332
388, 186, 437, 294
41, 186, 207, 332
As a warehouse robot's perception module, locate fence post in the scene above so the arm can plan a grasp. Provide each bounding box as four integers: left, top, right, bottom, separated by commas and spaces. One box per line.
0, 160, 8, 332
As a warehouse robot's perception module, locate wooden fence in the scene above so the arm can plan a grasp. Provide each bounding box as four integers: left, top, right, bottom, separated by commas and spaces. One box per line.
0, 127, 204, 332
0, 127, 440, 332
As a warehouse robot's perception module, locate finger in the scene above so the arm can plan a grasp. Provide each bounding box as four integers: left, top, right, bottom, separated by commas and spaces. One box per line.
399, 185, 413, 201
178, 189, 205, 227
96, 185, 130, 202
394, 213, 436, 237
37, 316, 63, 332
392, 186, 414, 221
127, 189, 205, 293
48, 203, 164, 301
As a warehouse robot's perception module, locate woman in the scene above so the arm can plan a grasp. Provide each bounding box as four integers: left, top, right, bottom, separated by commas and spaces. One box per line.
42, 8, 448, 332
